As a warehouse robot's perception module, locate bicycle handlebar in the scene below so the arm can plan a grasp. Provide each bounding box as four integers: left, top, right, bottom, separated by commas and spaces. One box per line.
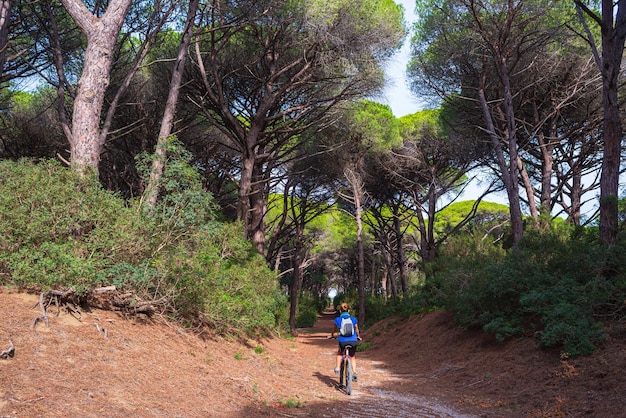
328, 335, 362, 341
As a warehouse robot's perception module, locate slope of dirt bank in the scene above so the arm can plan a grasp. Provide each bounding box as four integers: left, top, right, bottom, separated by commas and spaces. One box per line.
1, 287, 625, 417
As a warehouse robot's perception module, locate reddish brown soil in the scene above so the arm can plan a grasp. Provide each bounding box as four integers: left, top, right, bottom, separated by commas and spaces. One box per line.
1, 288, 625, 417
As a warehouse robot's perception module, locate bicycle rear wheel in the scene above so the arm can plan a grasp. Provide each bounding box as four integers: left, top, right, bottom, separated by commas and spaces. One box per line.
345, 357, 353, 395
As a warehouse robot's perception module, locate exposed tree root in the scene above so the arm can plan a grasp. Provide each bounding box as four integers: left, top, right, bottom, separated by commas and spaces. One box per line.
30, 286, 156, 330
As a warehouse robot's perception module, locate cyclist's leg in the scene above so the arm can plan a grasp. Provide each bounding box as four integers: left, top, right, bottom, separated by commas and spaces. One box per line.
334, 342, 342, 372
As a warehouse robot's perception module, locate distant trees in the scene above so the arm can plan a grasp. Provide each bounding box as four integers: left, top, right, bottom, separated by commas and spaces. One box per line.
409, 0, 604, 243
313, 100, 402, 322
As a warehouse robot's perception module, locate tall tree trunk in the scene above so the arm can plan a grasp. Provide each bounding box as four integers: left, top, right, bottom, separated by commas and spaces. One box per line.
599, 45, 624, 244
237, 155, 255, 229
392, 213, 404, 299
143, 0, 199, 208
249, 158, 269, 254
576, 0, 626, 244
424, 185, 437, 263
345, 167, 366, 326
598, 0, 626, 245
288, 228, 304, 335
355, 186, 366, 327
60, 0, 132, 175
478, 83, 524, 244
570, 164, 582, 226
0, 0, 11, 77
415, 207, 428, 291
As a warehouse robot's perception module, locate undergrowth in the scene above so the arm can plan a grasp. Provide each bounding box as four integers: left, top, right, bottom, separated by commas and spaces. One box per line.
0, 144, 285, 335
425, 222, 626, 356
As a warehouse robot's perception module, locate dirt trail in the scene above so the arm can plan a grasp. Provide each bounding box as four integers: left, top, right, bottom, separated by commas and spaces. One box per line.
289, 309, 475, 417
2, 289, 626, 417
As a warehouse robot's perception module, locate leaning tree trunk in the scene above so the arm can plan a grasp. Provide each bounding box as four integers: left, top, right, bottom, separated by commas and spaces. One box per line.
478, 81, 524, 244
143, 0, 199, 208
60, 0, 132, 175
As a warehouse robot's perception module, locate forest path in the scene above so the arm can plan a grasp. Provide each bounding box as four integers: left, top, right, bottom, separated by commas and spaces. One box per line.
287, 309, 476, 417
3, 290, 623, 417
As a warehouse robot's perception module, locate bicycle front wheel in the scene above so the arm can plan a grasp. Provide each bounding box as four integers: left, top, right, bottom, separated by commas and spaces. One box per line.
345, 357, 353, 395
339, 357, 346, 388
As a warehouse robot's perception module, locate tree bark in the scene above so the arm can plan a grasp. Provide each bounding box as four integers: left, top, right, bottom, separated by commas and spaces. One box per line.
288, 227, 304, 335
355, 184, 366, 327
60, 0, 132, 175
598, 9, 625, 244
392, 213, 404, 299
575, 0, 626, 244
0, 0, 11, 77
478, 83, 524, 244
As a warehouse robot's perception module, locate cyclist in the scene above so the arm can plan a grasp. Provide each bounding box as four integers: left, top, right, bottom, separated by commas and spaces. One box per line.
330, 302, 361, 381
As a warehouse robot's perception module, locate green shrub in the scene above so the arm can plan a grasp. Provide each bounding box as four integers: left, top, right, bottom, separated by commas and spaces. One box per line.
295, 309, 318, 328
429, 222, 624, 356
0, 155, 285, 336
0, 159, 150, 293
295, 293, 322, 328
170, 221, 285, 334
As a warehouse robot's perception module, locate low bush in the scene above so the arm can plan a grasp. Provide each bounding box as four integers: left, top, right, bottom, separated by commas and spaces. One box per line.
295, 293, 323, 328
428, 223, 626, 356
0, 158, 150, 293
0, 150, 285, 335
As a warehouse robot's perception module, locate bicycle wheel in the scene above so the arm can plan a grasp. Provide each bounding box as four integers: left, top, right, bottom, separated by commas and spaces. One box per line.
339, 356, 346, 388
345, 356, 353, 395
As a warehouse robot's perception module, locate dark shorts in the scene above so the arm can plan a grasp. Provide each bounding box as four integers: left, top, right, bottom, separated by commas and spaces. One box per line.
338, 341, 357, 357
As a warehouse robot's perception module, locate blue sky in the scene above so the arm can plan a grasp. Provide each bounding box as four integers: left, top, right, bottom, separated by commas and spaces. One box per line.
381, 0, 423, 117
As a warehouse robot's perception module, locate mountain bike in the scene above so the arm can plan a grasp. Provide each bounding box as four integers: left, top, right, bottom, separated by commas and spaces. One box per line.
339, 342, 355, 395
330, 336, 360, 395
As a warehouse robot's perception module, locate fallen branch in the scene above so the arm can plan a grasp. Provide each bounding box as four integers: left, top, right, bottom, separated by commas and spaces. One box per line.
32, 292, 49, 329
29, 286, 156, 326
0, 340, 14, 359
93, 323, 109, 339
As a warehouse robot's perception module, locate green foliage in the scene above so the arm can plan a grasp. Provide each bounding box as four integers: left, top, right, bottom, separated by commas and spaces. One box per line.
348, 100, 402, 152
428, 223, 623, 356
168, 221, 285, 334
295, 309, 318, 329
0, 158, 149, 293
136, 137, 218, 234
363, 295, 406, 326
295, 293, 324, 328
0, 155, 284, 336
435, 200, 509, 236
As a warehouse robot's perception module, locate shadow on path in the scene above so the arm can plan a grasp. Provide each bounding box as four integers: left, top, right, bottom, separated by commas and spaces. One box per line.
285, 309, 479, 418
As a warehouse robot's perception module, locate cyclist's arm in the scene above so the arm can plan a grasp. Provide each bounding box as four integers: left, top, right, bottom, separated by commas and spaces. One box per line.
330, 323, 338, 338
355, 324, 362, 340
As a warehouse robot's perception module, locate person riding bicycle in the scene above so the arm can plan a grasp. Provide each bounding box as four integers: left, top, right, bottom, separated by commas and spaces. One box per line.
330, 302, 361, 382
